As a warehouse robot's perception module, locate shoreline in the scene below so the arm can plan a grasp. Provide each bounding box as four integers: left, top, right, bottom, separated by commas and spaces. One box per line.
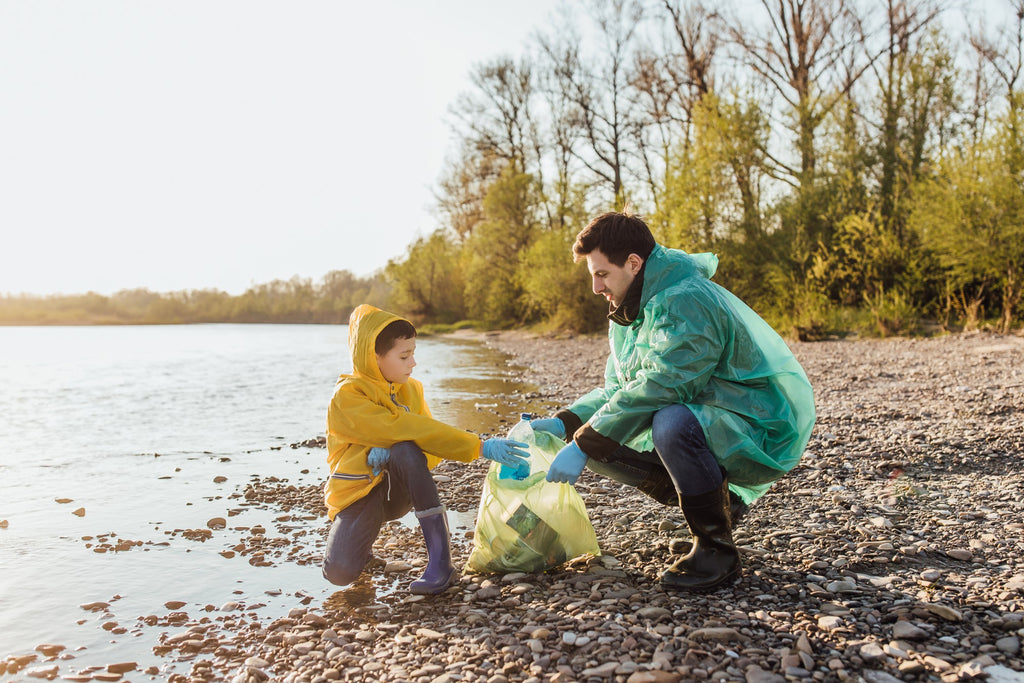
6, 331, 1024, 682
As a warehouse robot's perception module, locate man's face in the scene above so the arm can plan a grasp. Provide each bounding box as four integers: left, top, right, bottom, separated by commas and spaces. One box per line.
585, 249, 642, 308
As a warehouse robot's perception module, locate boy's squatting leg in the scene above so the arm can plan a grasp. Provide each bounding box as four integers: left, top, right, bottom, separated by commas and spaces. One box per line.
321, 442, 445, 587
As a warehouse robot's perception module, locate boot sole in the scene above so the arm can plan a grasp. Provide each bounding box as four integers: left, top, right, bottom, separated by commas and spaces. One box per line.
660, 567, 741, 592
409, 566, 457, 595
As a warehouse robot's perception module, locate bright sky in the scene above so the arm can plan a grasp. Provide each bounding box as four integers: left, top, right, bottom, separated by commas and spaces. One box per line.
0, 1, 559, 296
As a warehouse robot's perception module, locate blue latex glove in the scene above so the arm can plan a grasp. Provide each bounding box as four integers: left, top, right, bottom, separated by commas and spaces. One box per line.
530, 417, 566, 439
367, 447, 390, 476
546, 441, 588, 485
481, 438, 530, 470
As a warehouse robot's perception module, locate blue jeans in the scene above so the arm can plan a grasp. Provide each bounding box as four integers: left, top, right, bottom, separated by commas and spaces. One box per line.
321, 441, 441, 586
585, 404, 723, 498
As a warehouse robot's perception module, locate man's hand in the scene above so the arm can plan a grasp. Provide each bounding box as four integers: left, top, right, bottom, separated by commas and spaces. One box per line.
367, 447, 390, 476
529, 417, 566, 439
546, 441, 588, 485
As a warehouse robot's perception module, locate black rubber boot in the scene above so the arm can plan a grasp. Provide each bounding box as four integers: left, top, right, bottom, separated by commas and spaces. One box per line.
661, 480, 741, 591
410, 507, 457, 595
637, 469, 678, 507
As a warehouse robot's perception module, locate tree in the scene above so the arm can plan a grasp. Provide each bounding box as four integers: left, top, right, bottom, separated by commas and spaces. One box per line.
385, 231, 466, 324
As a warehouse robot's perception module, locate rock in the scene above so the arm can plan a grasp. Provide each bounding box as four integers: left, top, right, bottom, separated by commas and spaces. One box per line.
826, 579, 859, 593
416, 628, 443, 640
580, 661, 619, 678
985, 664, 1024, 682
55, 498, 73, 504
384, 561, 413, 573
744, 665, 786, 683
688, 627, 747, 642
34, 644, 65, 657
164, 601, 187, 610
72, 508, 86, 517
946, 548, 973, 561
107, 662, 137, 674
892, 620, 928, 640
924, 603, 963, 621
214, 476, 228, 483
995, 636, 1021, 655
862, 672, 903, 683
207, 517, 227, 529
25, 665, 59, 680
859, 642, 886, 662
818, 616, 844, 631
636, 607, 671, 620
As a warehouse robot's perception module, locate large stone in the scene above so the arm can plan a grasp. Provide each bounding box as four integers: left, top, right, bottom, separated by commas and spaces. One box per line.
892, 620, 928, 640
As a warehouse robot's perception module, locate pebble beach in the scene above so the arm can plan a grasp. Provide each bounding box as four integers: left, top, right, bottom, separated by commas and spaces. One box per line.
4, 331, 1024, 683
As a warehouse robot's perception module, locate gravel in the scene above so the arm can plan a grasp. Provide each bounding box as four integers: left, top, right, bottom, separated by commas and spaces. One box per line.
6, 331, 1022, 683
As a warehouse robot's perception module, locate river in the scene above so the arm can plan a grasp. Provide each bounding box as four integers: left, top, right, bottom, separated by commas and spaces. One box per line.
0, 324, 524, 679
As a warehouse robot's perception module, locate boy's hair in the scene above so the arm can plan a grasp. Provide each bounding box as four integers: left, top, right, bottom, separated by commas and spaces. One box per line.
375, 319, 417, 355
572, 211, 656, 265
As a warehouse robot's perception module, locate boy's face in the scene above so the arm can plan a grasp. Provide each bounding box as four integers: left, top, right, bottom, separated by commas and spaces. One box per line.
376, 336, 416, 384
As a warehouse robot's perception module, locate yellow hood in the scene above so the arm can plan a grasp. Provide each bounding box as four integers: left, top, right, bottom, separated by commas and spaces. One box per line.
347, 304, 403, 385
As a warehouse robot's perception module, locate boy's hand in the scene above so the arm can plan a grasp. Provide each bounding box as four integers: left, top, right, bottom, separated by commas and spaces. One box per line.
367, 447, 390, 476
481, 439, 530, 470
529, 417, 566, 439
546, 441, 588, 485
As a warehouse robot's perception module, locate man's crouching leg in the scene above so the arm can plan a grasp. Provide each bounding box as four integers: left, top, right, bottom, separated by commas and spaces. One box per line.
652, 404, 741, 591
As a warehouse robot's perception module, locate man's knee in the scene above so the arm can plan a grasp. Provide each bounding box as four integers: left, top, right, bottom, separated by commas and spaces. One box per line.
652, 404, 699, 450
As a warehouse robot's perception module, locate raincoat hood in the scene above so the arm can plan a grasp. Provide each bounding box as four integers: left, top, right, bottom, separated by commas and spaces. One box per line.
347, 304, 407, 386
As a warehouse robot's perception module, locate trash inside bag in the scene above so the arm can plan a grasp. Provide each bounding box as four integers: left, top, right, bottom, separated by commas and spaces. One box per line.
467, 420, 600, 574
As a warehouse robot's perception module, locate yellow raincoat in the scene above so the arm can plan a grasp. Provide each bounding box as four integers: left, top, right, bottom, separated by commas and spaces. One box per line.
324, 305, 482, 519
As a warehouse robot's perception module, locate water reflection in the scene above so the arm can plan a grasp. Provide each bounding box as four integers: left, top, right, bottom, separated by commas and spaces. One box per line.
426, 338, 536, 434
323, 575, 378, 613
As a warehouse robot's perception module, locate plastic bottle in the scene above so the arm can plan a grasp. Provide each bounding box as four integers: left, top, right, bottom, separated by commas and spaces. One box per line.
497, 415, 533, 480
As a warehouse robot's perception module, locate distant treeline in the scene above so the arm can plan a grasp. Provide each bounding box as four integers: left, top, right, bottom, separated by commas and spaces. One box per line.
0, 272, 388, 325
380, 0, 1024, 337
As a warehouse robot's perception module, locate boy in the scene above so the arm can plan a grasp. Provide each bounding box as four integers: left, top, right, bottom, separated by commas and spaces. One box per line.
322, 304, 529, 595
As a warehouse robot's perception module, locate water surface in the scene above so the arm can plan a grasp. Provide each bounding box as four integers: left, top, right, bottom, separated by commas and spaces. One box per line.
0, 324, 524, 678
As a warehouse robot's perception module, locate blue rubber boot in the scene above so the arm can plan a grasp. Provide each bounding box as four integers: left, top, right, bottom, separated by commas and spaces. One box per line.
410, 507, 457, 595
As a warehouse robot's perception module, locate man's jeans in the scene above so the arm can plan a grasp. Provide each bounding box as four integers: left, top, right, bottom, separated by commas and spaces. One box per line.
585, 404, 723, 498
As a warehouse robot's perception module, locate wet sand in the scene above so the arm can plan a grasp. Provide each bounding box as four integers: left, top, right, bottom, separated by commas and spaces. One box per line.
5, 331, 1024, 682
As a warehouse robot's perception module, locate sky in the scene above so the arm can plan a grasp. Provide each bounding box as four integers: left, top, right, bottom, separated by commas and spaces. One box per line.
0, 1, 561, 296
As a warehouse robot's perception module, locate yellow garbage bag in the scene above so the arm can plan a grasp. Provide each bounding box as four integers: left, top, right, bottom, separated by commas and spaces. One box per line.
467, 420, 600, 574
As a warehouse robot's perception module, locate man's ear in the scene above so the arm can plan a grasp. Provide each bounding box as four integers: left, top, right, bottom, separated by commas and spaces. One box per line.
627, 253, 644, 274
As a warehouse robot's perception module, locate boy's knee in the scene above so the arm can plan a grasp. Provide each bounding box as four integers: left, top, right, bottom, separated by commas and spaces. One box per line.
388, 441, 426, 469
322, 556, 363, 586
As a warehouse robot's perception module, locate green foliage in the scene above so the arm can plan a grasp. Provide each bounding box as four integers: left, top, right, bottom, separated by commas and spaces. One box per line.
519, 224, 607, 333
385, 230, 466, 324
865, 287, 921, 337
461, 169, 542, 326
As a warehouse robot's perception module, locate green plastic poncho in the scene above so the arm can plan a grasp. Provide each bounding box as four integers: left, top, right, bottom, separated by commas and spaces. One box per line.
568, 244, 816, 504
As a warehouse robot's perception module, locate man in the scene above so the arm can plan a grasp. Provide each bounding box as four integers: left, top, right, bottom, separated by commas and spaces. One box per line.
533, 211, 815, 590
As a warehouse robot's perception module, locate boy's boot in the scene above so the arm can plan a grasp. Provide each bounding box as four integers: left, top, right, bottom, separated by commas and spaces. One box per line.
661, 479, 740, 591
411, 506, 457, 595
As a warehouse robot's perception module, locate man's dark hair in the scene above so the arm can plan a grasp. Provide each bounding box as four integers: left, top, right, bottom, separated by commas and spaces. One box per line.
375, 319, 417, 355
572, 211, 656, 265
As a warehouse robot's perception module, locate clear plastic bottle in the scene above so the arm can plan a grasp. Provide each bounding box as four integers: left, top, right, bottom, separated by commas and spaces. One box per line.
497, 414, 533, 480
